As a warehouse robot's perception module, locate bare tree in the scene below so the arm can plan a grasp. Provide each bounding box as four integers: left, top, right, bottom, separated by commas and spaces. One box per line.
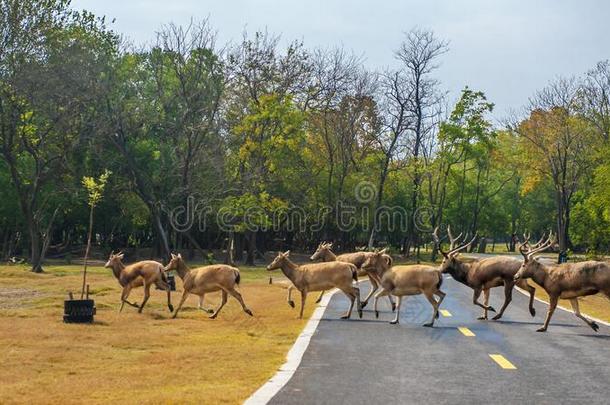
368, 28, 447, 252
514, 77, 598, 252
580, 60, 610, 141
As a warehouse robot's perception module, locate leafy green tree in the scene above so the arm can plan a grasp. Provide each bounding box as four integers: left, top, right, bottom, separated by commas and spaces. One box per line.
0, 0, 117, 271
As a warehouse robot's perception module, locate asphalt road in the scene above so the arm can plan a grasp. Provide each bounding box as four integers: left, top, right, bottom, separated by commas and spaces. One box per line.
268, 277, 610, 404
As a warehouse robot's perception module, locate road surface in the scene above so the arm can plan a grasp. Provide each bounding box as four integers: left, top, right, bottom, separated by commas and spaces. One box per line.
268, 277, 610, 404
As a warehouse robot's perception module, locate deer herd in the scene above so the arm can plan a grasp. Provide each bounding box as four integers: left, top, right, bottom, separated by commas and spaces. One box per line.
103, 226, 610, 334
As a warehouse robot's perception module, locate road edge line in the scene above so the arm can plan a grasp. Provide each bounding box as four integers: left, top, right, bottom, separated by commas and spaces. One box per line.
514, 286, 610, 327
243, 288, 340, 405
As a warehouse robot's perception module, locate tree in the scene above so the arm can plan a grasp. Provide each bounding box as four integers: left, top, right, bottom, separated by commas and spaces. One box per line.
394, 28, 447, 257
515, 78, 599, 252
580, 60, 610, 141
0, 0, 117, 271
80, 170, 110, 298
101, 21, 224, 260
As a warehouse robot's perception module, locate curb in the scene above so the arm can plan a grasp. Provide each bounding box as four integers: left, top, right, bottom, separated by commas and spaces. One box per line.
244, 288, 340, 405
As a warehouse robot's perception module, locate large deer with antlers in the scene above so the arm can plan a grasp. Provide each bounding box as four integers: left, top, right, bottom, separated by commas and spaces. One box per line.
433, 227, 537, 320
514, 235, 610, 332
104, 251, 174, 313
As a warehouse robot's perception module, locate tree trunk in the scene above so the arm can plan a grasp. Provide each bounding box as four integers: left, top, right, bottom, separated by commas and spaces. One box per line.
151, 208, 171, 261
224, 232, 235, 266
368, 164, 389, 249
81, 206, 94, 298
246, 231, 256, 266
29, 226, 43, 273
234, 233, 244, 262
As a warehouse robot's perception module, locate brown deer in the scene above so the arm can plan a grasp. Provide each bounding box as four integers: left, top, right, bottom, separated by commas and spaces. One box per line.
514, 237, 610, 332
363, 251, 445, 326
310, 242, 395, 310
433, 228, 537, 321
104, 251, 174, 313
267, 250, 362, 319
164, 253, 253, 319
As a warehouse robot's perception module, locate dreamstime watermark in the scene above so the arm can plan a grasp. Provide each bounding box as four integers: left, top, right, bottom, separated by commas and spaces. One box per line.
160, 182, 436, 234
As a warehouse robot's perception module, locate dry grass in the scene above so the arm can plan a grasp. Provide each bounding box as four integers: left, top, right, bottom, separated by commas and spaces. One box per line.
0, 263, 315, 404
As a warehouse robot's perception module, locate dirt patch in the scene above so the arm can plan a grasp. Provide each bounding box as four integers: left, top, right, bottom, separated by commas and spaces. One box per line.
0, 287, 45, 309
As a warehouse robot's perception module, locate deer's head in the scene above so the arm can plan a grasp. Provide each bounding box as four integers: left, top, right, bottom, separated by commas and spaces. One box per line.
268, 251, 290, 271
310, 242, 332, 261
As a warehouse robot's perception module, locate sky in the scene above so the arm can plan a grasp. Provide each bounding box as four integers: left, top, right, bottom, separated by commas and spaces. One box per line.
71, 0, 610, 119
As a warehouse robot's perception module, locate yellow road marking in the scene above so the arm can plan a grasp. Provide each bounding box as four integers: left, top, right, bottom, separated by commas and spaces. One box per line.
489, 354, 517, 370
458, 327, 475, 337
439, 309, 452, 317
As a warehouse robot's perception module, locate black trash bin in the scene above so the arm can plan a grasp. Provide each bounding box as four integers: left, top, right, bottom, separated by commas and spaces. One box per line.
63, 299, 96, 323
156, 273, 176, 291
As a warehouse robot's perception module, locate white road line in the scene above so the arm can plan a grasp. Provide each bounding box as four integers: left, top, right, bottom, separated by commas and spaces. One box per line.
514, 286, 610, 327
244, 288, 340, 405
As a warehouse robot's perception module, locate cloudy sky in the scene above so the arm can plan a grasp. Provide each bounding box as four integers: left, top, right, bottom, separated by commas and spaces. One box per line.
71, 0, 610, 118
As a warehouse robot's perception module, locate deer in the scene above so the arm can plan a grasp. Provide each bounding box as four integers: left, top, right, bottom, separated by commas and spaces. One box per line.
104, 251, 174, 313
362, 251, 445, 326
267, 250, 362, 319
432, 227, 537, 321
309, 242, 395, 311
164, 253, 253, 319
514, 236, 610, 332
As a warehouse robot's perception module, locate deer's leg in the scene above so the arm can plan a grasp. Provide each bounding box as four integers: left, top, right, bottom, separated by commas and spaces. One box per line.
315, 291, 325, 304
197, 294, 213, 314
120, 284, 135, 313
434, 289, 446, 319
360, 273, 379, 309
138, 281, 151, 313
423, 291, 440, 327
210, 290, 228, 319
390, 296, 402, 325
538, 295, 558, 332
473, 288, 496, 313
165, 283, 174, 312
517, 279, 537, 317
338, 287, 357, 319
124, 285, 140, 308
299, 290, 307, 319
477, 288, 491, 320
228, 288, 253, 316
172, 289, 190, 319
492, 282, 514, 321
570, 298, 599, 332
287, 285, 295, 308
374, 288, 389, 319
354, 286, 362, 319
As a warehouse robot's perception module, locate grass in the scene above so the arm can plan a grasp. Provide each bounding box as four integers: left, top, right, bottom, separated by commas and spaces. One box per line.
0, 263, 315, 404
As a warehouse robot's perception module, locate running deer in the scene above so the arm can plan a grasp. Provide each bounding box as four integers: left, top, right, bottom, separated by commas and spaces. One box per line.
310, 242, 395, 310
104, 251, 174, 313
514, 236, 610, 332
363, 251, 445, 326
267, 250, 362, 319
164, 253, 253, 319
433, 228, 537, 321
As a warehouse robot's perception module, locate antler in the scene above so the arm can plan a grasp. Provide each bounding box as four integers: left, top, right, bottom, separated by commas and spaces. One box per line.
523, 231, 555, 260
447, 225, 464, 250
432, 227, 447, 257
447, 233, 478, 257
530, 232, 548, 250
